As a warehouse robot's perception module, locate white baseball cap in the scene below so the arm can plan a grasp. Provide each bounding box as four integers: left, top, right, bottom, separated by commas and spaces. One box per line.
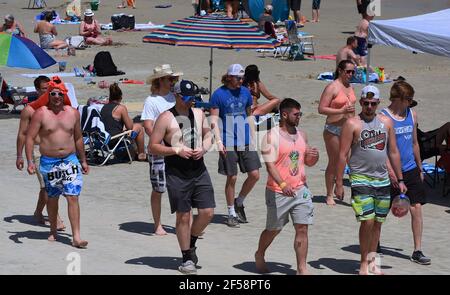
361, 85, 381, 99
265, 5, 273, 12
227, 64, 244, 76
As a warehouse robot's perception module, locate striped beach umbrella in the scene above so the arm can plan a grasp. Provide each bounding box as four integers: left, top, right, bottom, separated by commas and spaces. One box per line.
0, 33, 56, 69
143, 15, 279, 94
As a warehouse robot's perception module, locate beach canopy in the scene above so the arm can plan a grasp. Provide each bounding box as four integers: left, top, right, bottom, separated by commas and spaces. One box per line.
242, 0, 289, 23
0, 33, 56, 69
143, 15, 278, 95
368, 8, 450, 58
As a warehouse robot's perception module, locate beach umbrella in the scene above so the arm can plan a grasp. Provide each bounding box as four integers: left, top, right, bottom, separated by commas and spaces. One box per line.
0, 33, 57, 69
143, 15, 279, 95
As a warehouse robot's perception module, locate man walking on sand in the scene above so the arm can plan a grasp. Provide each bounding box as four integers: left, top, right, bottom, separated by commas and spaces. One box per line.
150, 80, 215, 275
210, 64, 261, 228
16, 76, 68, 230
335, 85, 406, 275
255, 98, 319, 275
25, 79, 89, 248
381, 81, 431, 265
142, 64, 182, 235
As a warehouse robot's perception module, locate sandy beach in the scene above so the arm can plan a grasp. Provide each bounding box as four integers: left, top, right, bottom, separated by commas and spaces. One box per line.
1, 0, 449, 275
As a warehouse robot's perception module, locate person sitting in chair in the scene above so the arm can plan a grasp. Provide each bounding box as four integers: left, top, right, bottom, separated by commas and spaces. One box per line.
100, 83, 146, 161
243, 64, 280, 116
79, 9, 112, 46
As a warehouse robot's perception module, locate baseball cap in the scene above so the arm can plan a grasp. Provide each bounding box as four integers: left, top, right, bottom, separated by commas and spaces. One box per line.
173, 80, 197, 102
227, 64, 245, 77
265, 5, 273, 12
361, 85, 381, 99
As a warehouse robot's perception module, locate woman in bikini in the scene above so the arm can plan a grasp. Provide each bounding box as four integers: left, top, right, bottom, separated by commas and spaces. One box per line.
79, 9, 112, 46
318, 59, 356, 205
243, 64, 280, 116
34, 11, 68, 50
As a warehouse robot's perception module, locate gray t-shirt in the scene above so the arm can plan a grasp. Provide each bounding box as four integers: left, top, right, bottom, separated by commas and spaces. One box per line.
349, 115, 389, 180
258, 14, 274, 31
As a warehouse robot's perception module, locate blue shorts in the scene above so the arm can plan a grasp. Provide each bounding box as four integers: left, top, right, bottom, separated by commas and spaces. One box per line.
39, 153, 83, 197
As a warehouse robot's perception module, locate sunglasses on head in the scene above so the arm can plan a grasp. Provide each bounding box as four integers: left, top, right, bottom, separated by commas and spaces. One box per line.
363, 101, 379, 107
50, 92, 64, 97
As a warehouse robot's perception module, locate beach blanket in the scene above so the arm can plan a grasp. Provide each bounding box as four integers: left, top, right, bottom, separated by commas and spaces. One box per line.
313, 55, 337, 60
100, 23, 164, 31
53, 20, 81, 25
317, 71, 392, 84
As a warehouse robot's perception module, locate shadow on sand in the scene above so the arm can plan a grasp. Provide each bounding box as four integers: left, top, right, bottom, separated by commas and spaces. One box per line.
209, 214, 230, 225
118, 222, 175, 236
342, 244, 409, 260
313, 196, 352, 207
233, 261, 296, 275
8, 230, 72, 246
4, 214, 48, 228
125, 256, 202, 271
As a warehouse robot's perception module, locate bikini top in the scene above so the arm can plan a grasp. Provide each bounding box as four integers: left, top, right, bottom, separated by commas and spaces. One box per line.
330, 87, 356, 109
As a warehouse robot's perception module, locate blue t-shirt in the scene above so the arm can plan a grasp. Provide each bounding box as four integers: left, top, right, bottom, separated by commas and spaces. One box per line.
210, 85, 253, 147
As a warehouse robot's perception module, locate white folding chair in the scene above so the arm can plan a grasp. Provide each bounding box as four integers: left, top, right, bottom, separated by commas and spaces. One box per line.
28, 0, 47, 9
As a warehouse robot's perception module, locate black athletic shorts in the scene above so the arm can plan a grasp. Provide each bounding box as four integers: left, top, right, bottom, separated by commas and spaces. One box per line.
289, 0, 302, 11
391, 167, 427, 205
218, 146, 261, 176
166, 170, 216, 214
312, 0, 321, 10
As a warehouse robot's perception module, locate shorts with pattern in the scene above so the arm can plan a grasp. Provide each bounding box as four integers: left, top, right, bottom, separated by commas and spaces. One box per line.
40, 153, 83, 197
350, 174, 391, 223
148, 154, 166, 193
265, 186, 314, 230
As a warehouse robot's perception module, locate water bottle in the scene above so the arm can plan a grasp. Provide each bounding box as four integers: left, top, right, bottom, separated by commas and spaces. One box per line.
391, 194, 410, 218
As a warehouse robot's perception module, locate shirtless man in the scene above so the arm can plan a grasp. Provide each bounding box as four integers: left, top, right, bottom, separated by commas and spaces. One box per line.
25, 80, 89, 248
16, 76, 65, 229
337, 36, 361, 67
355, 13, 374, 66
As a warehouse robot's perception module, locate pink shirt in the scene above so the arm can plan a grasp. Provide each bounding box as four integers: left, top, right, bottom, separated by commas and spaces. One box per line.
266, 127, 306, 193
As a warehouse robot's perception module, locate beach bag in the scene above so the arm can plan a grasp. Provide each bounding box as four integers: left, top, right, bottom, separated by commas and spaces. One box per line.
288, 44, 304, 60
93, 51, 125, 76
111, 13, 135, 30
66, 36, 86, 48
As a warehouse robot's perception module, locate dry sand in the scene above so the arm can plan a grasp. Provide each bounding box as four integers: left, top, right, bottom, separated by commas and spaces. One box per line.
0, 0, 449, 274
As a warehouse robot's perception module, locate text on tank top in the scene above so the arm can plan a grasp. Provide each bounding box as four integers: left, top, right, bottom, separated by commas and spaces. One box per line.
349, 115, 389, 180
381, 107, 416, 172
163, 107, 206, 178
266, 127, 306, 193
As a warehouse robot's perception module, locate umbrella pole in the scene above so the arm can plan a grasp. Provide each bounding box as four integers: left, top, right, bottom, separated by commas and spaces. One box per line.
209, 48, 213, 99
366, 43, 372, 85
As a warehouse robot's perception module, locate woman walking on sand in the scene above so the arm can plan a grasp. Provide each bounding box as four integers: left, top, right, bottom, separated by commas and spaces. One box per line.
318, 60, 356, 205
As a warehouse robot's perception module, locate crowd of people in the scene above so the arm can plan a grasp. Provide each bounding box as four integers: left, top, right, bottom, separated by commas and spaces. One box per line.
4, 0, 449, 276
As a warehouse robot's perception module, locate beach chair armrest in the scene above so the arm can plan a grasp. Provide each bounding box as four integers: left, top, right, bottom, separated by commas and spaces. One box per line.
110, 130, 132, 140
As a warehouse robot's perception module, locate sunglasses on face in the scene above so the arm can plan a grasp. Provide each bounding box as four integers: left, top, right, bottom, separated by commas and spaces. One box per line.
233, 76, 243, 81
345, 69, 355, 75
363, 101, 379, 107
50, 92, 64, 97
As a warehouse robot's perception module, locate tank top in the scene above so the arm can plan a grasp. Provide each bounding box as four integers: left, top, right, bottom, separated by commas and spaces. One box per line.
164, 107, 206, 179
100, 102, 124, 136
266, 127, 306, 193
381, 108, 416, 172
349, 115, 389, 180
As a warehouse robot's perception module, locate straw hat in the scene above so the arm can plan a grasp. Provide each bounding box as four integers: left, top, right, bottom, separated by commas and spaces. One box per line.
84, 9, 94, 17
146, 64, 183, 84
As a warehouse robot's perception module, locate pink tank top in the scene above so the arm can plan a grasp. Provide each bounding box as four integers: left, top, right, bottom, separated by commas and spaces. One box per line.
82, 20, 98, 38
266, 128, 306, 193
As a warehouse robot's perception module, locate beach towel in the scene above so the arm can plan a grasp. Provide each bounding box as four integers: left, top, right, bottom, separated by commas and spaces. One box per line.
316, 71, 391, 84
100, 23, 164, 31
313, 55, 337, 60
423, 162, 445, 175
66, 0, 81, 18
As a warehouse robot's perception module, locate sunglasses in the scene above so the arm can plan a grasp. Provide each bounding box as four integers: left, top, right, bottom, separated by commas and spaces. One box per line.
50, 92, 64, 97
345, 69, 355, 75
363, 101, 379, 107
233, 76, 243, 81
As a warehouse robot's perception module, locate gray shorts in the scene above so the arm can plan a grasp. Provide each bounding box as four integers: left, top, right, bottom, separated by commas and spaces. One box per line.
166, 170, 216, 214
148, 154, 166, 193
218, 147, 262, 176
324, 124, 342, 136
33, 146, 45, 189
265, 186, 314, 230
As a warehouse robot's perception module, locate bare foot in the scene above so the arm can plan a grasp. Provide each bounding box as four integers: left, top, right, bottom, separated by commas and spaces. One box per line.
255, 251, 269, 273
34, 212, 46, 225
369, 264, 385, 275
137, 153, 147, 161
154, 226, 167, 236
297, 269, 312, 275
57, 220, 66, 231
48, 231, 57, 242
326, 196, 336, 206
72, 240, 88, 249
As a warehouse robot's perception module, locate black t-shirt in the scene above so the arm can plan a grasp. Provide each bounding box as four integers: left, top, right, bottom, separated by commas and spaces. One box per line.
164, 107, 206, 179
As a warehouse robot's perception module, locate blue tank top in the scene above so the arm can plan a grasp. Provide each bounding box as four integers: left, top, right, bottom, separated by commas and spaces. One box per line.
381, 108, 417, 172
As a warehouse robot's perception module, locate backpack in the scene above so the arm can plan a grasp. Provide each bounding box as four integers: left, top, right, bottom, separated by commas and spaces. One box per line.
93, 51, 125, 77
111, 13, 135, 30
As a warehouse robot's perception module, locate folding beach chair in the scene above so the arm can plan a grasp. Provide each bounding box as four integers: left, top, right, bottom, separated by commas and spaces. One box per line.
28, 0, 47, 9
419, 128, 441, 187
0, 75, 33, 113
282, 20, 316, 61
78, 104, 134, 166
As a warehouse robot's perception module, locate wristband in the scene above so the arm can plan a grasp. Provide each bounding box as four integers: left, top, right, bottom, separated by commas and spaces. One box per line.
279, 182, 287, 189
398, 179, 404, 183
